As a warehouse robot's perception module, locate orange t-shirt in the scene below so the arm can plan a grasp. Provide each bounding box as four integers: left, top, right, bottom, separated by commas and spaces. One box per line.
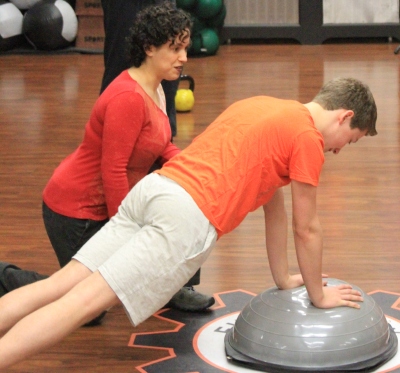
157, 96, 324, 238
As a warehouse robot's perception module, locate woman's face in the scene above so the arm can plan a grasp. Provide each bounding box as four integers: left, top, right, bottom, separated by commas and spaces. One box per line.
147, 29, 191, 81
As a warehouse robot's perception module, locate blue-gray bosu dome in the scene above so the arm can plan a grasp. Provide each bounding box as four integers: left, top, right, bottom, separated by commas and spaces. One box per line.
225, 278, 397, 372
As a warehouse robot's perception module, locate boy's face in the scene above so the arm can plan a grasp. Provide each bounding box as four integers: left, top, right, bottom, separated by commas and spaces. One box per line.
324, 118, 367, 155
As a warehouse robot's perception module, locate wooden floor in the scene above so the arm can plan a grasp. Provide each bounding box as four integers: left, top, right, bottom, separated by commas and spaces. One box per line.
1, 41, 400, 372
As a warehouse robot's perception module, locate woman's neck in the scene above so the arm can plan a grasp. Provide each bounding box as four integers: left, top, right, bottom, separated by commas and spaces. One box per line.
127, 66, 161, 107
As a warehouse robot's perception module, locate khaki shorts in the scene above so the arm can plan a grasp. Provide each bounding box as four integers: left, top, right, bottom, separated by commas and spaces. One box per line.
74, 173, 217, 326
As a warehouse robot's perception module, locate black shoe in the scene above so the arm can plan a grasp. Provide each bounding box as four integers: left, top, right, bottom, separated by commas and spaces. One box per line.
0, 261, 48, 297
164, 286, 215, 312
83, 311, 108, 327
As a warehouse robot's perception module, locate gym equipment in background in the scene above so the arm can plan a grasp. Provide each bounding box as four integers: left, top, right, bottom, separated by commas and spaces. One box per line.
0, 0, 25, 51
22, 0, 77, 50
175, 75, 195, 112
177, 0, 226, 56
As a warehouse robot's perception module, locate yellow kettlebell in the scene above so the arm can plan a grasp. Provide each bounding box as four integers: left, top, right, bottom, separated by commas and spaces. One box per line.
175, 75, 195, 112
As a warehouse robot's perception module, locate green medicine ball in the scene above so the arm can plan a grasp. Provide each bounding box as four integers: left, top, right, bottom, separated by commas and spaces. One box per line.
200, 28, 219, 55
206, 2, 226, 29
194, 0, 222, 19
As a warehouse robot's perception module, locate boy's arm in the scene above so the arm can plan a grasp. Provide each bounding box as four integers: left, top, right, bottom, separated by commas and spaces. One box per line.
290, 180, 363, 309
263, 188, 304, 290
290, 180, 324, 303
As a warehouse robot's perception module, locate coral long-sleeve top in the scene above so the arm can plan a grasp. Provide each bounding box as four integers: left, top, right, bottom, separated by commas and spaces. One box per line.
43, 70, 180, 219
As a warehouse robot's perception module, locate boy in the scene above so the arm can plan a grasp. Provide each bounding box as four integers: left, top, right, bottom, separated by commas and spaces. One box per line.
0, 77, 377, 369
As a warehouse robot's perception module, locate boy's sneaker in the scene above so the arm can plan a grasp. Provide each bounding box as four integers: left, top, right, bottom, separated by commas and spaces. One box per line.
165, 286, 215, 312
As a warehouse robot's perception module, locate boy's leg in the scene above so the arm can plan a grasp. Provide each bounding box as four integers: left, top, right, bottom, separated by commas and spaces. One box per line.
0, 267, 119, 370
0, 260, 91, 337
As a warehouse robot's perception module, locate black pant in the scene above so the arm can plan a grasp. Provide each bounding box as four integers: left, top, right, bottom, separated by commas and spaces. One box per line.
42, 203, 108, 268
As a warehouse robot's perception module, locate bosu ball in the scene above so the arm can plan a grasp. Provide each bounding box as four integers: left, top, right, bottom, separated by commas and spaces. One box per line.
225, 278, 397, 372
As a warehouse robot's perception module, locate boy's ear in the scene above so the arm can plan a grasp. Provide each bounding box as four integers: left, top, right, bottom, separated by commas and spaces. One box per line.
340, 109, 354, 125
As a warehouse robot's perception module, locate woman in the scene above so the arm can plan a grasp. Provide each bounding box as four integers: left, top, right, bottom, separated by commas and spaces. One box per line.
0, 0, 213, 316
0, 4, 197, 369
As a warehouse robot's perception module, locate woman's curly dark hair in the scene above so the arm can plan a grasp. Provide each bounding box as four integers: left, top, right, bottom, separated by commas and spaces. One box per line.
126, 2, 192, 68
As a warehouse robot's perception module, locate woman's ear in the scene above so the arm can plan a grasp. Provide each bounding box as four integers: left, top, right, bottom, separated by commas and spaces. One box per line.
145, 45, 155, 57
